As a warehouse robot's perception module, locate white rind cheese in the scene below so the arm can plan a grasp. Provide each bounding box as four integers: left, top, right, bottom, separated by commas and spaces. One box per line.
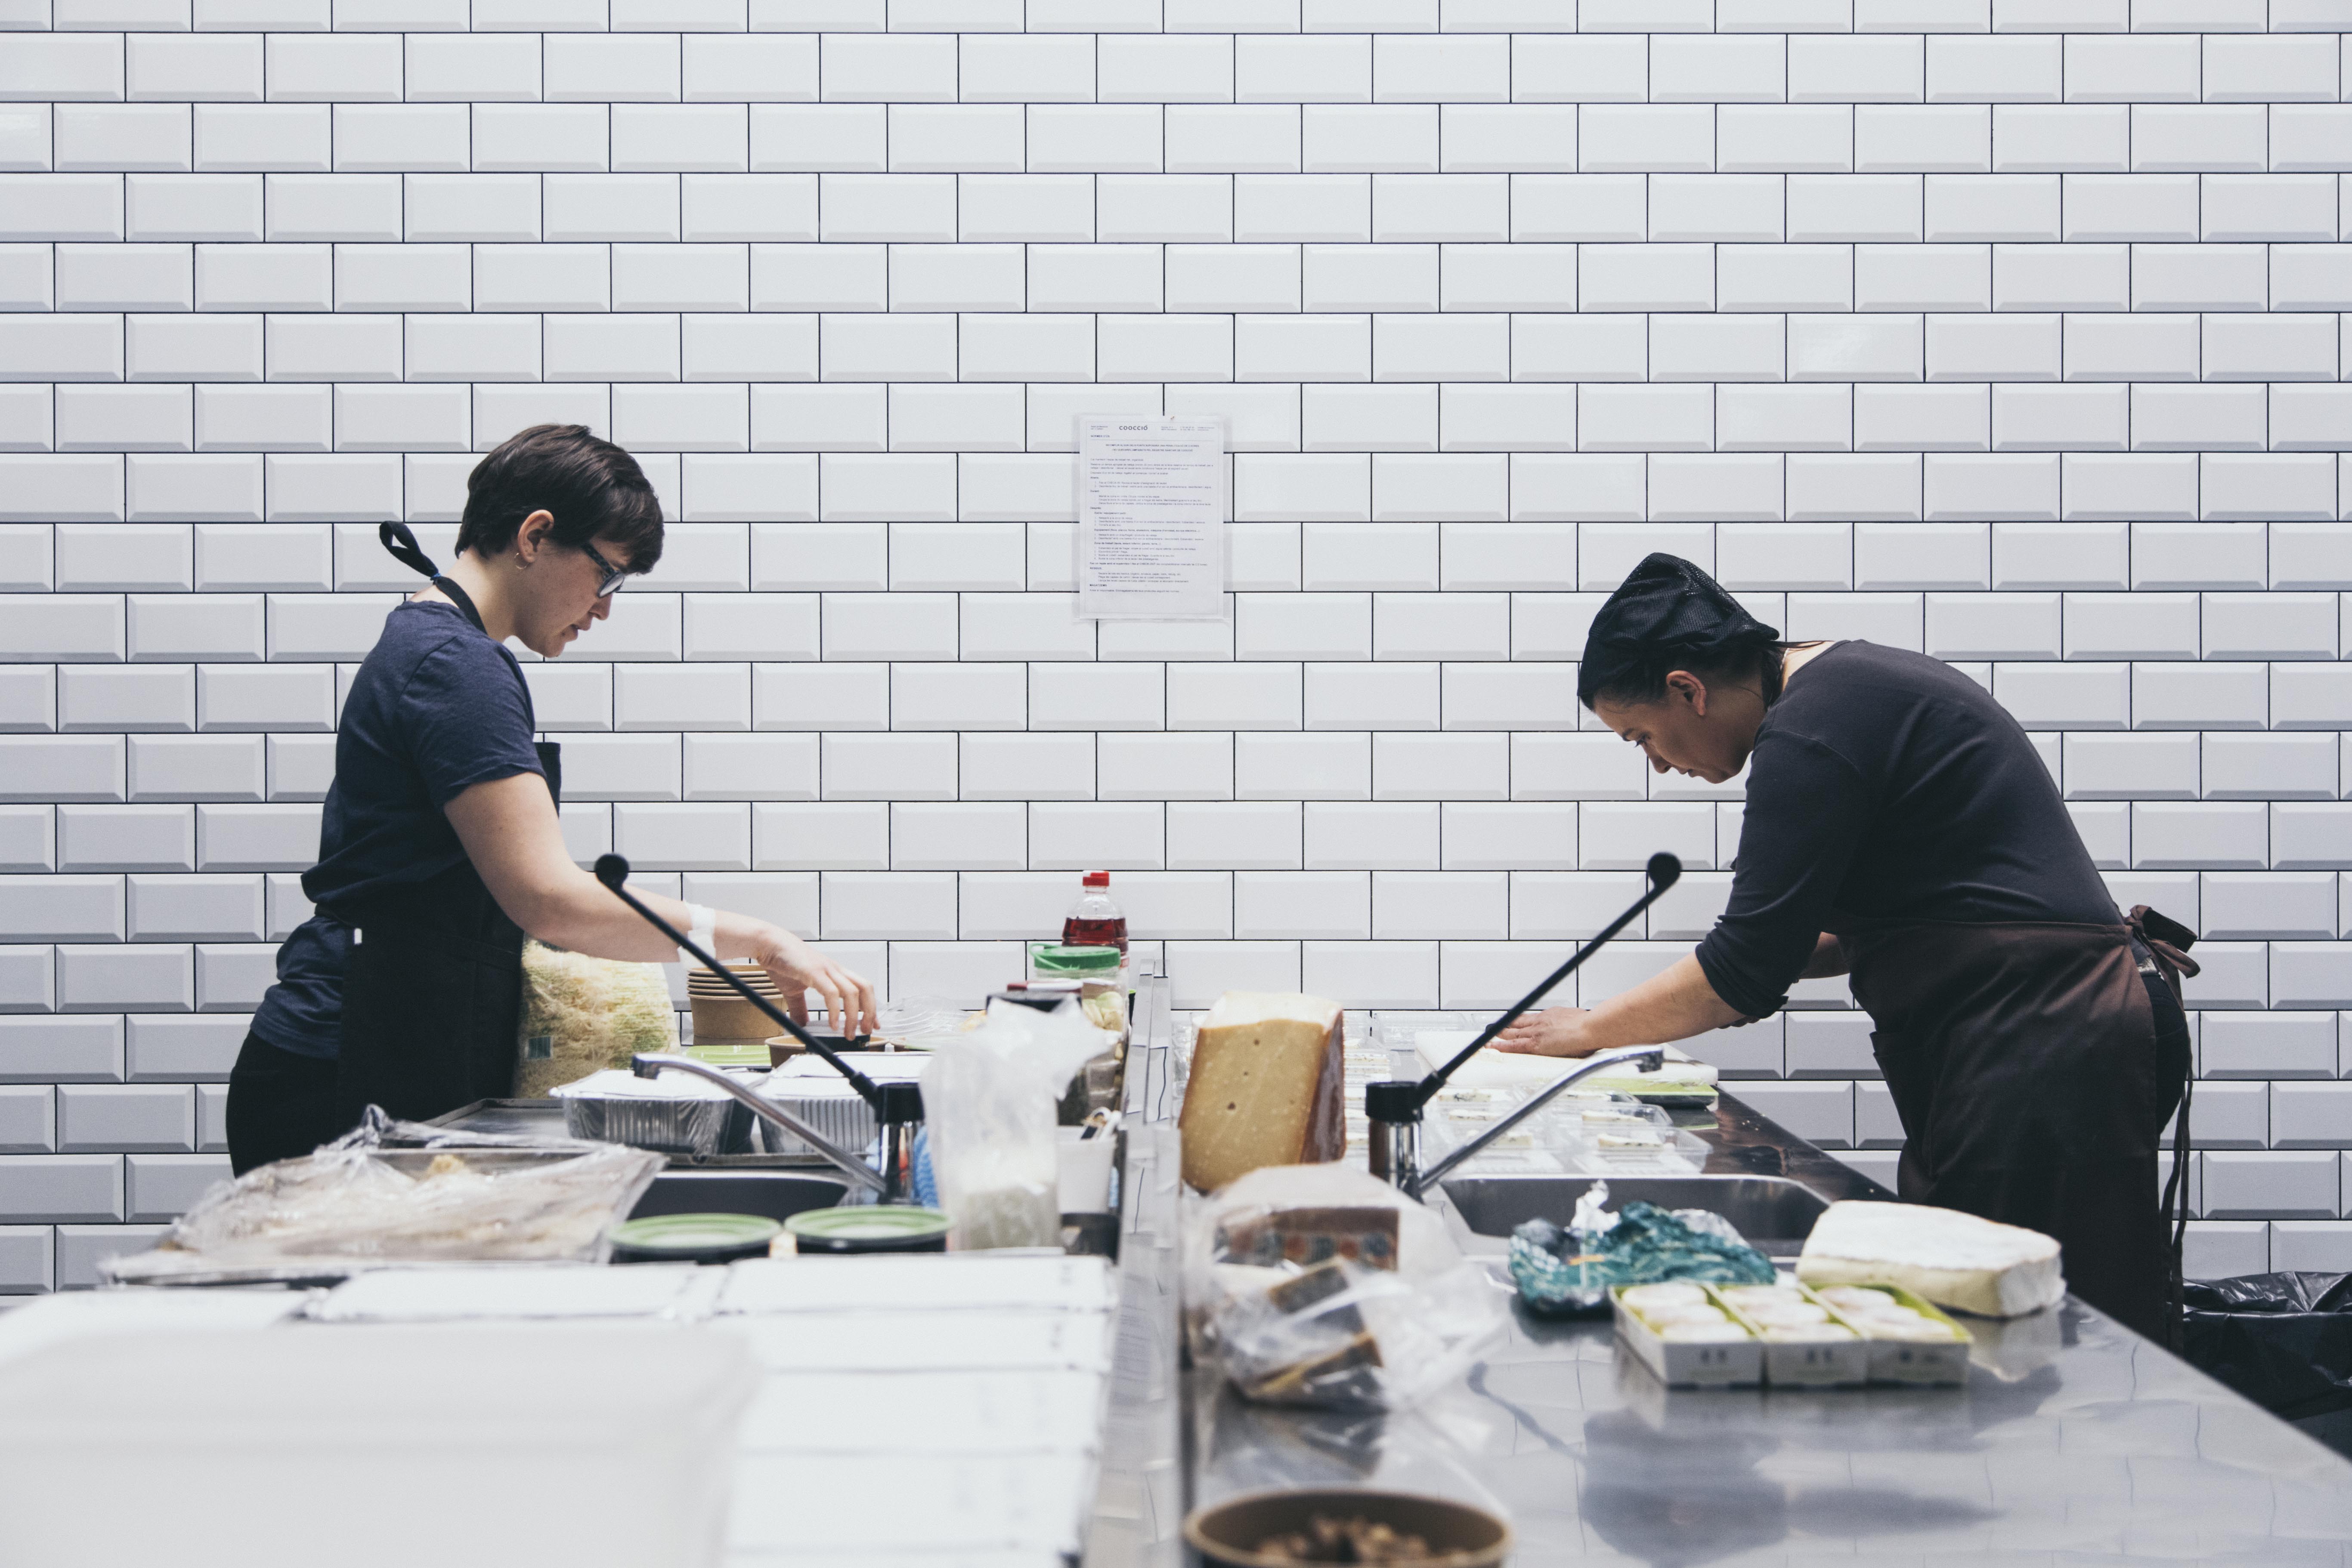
1178, 991, 1346, 1194
1795, 1200, 2064, 1318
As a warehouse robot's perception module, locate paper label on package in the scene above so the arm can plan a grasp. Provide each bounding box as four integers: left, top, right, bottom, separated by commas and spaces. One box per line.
1077, 415, 1226, 621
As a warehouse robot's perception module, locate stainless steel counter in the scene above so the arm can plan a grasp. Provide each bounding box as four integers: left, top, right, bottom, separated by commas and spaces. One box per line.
1168, 1067, 2352, 1565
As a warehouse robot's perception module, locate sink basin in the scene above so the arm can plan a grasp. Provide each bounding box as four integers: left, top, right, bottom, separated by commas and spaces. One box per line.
628, 1170, 848, 1225
1437, 1175, 1832, 1253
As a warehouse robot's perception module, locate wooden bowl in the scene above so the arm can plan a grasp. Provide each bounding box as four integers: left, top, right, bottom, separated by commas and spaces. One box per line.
1183, 1489, 1511, 1568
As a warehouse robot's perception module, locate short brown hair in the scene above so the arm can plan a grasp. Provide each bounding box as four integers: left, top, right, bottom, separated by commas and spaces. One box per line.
457, 424, 664, 573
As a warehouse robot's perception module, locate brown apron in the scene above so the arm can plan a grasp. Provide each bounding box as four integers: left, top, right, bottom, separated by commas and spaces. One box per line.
1845, 915, 2193, 1343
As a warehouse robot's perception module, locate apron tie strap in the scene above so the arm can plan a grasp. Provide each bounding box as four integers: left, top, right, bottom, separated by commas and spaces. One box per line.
2127, 903, 2200, 1355
379, 521, 487, 635
2125, 904, 2200, 989
379, 520, 440, 580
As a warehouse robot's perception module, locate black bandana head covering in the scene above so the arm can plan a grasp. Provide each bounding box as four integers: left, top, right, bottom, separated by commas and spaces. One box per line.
1577, 553, 1782, 708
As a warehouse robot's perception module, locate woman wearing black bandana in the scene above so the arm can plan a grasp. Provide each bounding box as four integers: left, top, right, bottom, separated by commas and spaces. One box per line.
1495, 552, 2197, 1344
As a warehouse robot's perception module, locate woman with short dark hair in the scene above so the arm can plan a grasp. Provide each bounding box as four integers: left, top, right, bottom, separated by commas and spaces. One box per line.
1494, 552, 2195, 1342
228, 425, 873, 1173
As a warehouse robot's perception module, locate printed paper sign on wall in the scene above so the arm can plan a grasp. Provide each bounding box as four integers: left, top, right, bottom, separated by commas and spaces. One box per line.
1077, 416, 1226, 622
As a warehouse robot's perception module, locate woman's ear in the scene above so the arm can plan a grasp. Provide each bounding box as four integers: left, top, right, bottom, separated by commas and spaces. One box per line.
1665, 668, 1708, 716
514, 509, 556, 564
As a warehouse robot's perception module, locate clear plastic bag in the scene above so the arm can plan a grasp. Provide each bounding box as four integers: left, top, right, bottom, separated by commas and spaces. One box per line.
1184, 1164, 1509, 1412
922, 998, 1114, 1250
106, 1107, 665, 1283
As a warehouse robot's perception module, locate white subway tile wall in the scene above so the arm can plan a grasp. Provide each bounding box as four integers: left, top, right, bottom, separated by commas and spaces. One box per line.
3, 3, 2351, 1286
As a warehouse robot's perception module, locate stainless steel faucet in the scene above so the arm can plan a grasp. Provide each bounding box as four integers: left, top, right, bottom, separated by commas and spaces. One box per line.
630, 1052, 891, 1198
1404, 1044, 1666, 1200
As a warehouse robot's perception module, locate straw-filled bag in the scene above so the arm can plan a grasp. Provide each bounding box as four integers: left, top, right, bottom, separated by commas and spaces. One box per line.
516, 940, 680, 1096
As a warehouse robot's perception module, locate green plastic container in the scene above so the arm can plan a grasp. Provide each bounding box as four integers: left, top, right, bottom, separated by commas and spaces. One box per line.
784, 1206, 952, 1255
609, 1212, 782, 1265
1031, 944, 1122, 978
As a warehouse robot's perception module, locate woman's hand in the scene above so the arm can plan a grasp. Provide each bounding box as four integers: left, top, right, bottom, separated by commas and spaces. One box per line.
749, 928, 877, 1040
1492, 1006, 1604, 1058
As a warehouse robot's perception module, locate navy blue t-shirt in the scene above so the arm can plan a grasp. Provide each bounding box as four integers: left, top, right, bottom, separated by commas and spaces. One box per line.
250, 600, 545, 1060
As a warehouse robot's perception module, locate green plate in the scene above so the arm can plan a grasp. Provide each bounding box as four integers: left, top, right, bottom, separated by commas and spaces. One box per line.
610, 1212, 782, 1256
785, 1206, 953, 1253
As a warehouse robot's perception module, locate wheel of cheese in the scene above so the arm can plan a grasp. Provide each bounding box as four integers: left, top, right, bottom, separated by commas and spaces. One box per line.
1796, 1200, 2064, 1318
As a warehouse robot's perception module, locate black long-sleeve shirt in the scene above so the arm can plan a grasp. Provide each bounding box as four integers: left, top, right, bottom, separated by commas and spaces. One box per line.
1694, 640, 2120, 1019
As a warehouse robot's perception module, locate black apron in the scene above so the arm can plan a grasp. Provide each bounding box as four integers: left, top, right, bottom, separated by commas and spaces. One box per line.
1845, 915, 2194, 1344
331, 525, 560, 1127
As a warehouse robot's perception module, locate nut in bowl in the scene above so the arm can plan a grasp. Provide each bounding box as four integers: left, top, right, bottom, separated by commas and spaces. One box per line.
1184, 1489, 1510, 1568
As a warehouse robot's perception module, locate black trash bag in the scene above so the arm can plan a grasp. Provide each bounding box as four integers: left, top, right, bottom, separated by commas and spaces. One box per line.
2182, 1273, 2352, 1455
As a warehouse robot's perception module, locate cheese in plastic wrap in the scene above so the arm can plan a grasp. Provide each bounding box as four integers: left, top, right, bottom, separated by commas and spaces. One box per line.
1183, 1164, 1507, 1410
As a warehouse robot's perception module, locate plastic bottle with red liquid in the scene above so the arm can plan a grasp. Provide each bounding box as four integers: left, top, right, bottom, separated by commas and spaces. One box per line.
1062, 871, 1129, 955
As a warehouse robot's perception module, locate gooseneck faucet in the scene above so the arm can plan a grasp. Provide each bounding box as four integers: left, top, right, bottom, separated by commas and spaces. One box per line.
631, 1053, 891, 1199
593, 851, 922, 1203
1402, 1045, 1664, 1200
1365, 851, 1684, 1198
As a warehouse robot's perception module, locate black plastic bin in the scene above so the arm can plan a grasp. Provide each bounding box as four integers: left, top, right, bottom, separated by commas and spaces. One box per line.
2183, 1272, 2352, 1458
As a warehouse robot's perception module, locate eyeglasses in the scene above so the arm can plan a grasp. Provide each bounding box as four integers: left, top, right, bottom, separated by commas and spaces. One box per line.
580, 540, 631, 598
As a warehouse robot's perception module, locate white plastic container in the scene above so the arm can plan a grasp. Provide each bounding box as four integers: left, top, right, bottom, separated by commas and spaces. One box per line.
0, 1321, 755, 1568
1711, 1283, 1871, 1388
1814, 1283, 1975, 1385
1610, 1286, 1763, 1389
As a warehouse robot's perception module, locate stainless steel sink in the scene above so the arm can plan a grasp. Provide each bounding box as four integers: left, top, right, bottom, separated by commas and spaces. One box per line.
628, 1170, 848, 1225
1437, 1174, 1832, 1252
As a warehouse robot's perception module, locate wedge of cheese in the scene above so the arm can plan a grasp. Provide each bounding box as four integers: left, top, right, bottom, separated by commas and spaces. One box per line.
1795, 1200, 2064, 1318
1179, 991, 1345, 1193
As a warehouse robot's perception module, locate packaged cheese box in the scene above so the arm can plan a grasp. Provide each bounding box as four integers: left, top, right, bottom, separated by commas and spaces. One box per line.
1179, 992, 1346, 1193
1809, 1282, 1974, 1385
1711, 1280, 1869, 1387
1610, 1281, 1763, 1389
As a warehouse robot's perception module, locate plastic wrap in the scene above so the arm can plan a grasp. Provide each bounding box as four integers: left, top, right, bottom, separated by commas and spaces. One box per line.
517, 939, 679, 1095
923, 999, 1114, 1250
2184, 1272, 2352, 1452
1507, 1180, 1777, 1316
104, 1107, 664, 1283
1184, 1164, 1508, 1412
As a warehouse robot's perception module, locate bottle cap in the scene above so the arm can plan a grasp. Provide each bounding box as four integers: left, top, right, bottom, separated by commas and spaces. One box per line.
1083, 871, 1110, 888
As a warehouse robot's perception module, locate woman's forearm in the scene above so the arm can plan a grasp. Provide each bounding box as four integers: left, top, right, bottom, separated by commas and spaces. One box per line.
1576, 955, 1747, 1048
446, 771, 876, 1034
527, 871, 771, 965
445, 774, 779, 962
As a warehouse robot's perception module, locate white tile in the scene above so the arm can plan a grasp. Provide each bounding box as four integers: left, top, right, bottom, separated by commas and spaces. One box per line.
751, 802, 886, 871
1096, 738, 1232, 808
2206, 733, 2336, 801
1235, 731, 1370, 800
2206, 1152, 2334, 1219
2203, 1011, 2337, 1080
